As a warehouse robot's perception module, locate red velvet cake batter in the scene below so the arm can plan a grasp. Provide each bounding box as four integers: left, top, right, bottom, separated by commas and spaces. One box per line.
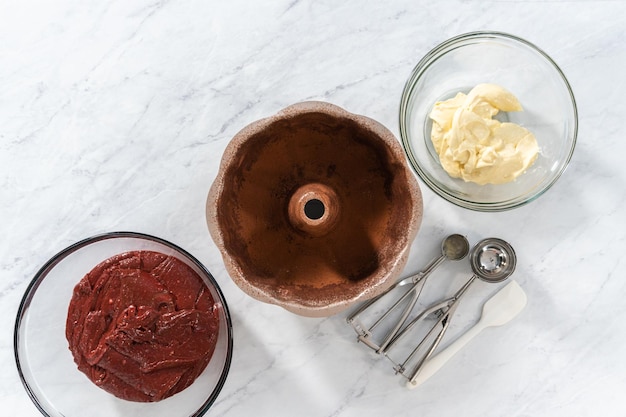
66, 251, 219, 402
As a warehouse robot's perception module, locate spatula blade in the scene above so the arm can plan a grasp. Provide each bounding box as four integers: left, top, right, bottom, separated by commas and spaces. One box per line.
482, 280, 527, 327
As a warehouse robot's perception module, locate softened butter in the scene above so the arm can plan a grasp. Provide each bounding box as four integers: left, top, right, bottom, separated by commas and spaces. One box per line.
429, 83, 538, 185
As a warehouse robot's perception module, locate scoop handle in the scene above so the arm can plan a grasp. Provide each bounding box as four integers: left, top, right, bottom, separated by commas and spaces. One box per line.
406, 319, 486, 389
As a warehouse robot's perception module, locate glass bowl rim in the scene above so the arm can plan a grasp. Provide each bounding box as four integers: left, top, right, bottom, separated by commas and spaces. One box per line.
13, 231, 233, 417
399, 30, 579, 212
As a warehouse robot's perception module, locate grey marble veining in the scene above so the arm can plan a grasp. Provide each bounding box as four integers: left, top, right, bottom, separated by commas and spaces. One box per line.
2, 0, 626, 416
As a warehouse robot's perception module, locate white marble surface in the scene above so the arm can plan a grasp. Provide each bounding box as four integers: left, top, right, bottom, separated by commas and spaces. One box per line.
2, 0, 625, 416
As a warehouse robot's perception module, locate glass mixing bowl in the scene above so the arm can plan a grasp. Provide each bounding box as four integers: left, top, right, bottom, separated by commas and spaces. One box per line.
399, 31, 578, 211
14, 232, 233, 417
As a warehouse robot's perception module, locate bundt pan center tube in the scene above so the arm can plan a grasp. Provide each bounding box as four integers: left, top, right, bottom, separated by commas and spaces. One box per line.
207, 101, 423, 317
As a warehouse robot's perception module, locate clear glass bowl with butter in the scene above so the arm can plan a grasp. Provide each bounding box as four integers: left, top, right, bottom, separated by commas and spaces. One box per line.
399, 31, 578, 211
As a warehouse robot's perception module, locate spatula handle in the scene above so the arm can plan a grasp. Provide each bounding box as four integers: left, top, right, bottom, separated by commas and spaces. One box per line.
406, 321, 485, 389
407, 280, 527, 389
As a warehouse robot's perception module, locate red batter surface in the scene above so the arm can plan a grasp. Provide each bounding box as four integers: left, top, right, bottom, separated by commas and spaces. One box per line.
66, 250, 220, 402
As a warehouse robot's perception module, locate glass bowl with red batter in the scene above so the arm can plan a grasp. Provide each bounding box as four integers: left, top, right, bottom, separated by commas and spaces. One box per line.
14, 231, 233, 417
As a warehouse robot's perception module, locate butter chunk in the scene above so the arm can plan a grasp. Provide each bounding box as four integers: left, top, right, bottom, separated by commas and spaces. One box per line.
429, 83, 538, 185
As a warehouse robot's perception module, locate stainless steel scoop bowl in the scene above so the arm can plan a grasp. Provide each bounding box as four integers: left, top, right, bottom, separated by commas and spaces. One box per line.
469, 238, 516, 283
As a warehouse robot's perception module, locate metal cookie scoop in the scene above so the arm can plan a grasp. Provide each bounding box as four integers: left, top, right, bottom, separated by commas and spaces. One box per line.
384, 238, 517, 383
346, 234, 470, 353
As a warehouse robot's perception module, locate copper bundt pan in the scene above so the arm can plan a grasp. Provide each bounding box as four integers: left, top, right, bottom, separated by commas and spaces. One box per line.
207, 102, 423, 317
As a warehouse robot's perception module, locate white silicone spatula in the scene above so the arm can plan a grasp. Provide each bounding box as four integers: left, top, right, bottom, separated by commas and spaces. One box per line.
406, 280, 527, 389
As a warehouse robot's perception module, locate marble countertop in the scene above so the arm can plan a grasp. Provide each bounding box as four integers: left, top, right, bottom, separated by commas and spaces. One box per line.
2, 1, 625, 416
